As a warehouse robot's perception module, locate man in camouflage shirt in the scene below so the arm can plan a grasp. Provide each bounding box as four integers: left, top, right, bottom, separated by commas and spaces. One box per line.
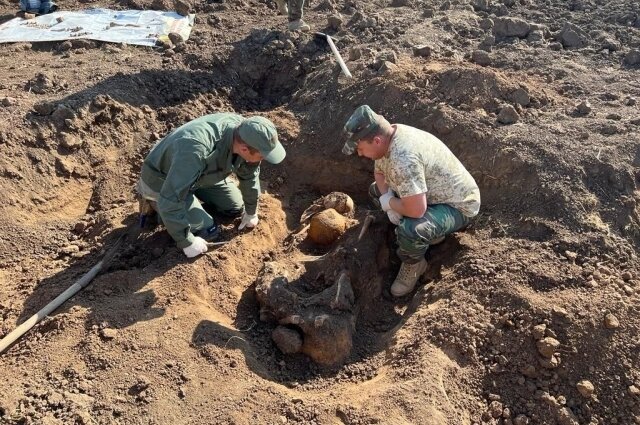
343, 105, 480, 297
137, 113, 286, 259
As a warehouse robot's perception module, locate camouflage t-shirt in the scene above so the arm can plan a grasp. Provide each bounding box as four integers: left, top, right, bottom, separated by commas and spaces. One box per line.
374, 124, 481, 217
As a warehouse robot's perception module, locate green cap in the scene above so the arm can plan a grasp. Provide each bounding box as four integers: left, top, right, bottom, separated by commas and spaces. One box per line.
342, 105, 381, 155
237, 116, 286, 164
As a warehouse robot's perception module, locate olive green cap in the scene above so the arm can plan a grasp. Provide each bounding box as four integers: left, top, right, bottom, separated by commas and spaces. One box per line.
238, 116, 286, 164
342, 105, 381, 155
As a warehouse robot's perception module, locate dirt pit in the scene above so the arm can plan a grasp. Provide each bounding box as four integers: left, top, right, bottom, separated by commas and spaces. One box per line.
1, 0, 640, 423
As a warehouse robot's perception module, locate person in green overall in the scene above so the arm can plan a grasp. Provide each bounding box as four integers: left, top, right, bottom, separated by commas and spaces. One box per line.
342, 105, 481, 297
137, 113, 286, 258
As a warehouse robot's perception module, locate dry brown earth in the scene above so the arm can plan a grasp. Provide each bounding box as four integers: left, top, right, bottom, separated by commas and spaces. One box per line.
0, 0, 639, 423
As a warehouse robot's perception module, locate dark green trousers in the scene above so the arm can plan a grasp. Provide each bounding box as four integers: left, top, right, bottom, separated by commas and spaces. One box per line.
138, 178, 244, 233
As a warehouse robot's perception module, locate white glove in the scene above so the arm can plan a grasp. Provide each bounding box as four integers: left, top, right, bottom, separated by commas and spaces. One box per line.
183, 236, 208, 258
379, 190, 394, 212
238, 212, 259, 230
387, 210, 402, 225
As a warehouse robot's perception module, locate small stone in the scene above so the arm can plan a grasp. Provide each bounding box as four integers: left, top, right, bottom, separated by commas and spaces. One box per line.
540, 392, 559, 407
168, 32, 184, 44
60, 133, 83, 149
510, 88, 530, 107
576, 380, 594, 397
73, 221, 87, 233
175, 0, 191, 16
327, 14, 343, 30
629, 385, 640, 396
480, 18, 494, 30
537, 337, 560, 358
472, 0, 489, 12
539, 354, 560, 369
521, 364, 537, 378
624, 49, 640, 66
156, 39, 172, 49
178, 387, 186, 398
514, 414, 530, 425
71, 39, 96, 49
423, 7, 434, 18
604, 313, 619, 329
532, 324, 546, 340
471, 50, 491, 66
101, 328, 117, 340
1, 97, 17, 107
378, 61, 398, 75
134, 376, 150, 391
23, 12, 36, 19
413, 45, 432, 58
564, 250, 578, 261
62, 245, 81, 255
493, 17, 530, 38
621, 271, 633, 281
502, 408, 511, 419
557, 407, 579, 425
489, 400, 503, 418
558, 22, 587, 49
497, 105, 520, 124
575, 100, 591, 115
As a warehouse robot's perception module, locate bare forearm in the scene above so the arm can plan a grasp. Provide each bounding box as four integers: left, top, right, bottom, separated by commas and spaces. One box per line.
374, 172, 389, 194
389, 195, 427, 218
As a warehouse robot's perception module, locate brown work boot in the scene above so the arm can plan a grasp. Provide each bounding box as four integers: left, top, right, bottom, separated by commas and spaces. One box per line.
288, 19, 310, 32
390, 259, 428, 297
275, 0, 288, 14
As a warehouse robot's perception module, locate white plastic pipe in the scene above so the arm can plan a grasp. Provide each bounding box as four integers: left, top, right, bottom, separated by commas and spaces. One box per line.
0, 260, 104, 354
326, 35, 352, 79
0, 236, 123, 355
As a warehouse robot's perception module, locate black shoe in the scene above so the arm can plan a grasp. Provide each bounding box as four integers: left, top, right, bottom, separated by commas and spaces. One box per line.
196, 224, 221, 242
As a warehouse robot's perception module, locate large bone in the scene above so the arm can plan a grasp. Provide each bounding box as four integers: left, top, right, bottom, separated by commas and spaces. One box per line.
255, 264, 355, 365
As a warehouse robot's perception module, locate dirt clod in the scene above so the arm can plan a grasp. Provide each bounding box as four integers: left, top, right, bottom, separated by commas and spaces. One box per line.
604, 313, 620, 329
576, 380, 594, 398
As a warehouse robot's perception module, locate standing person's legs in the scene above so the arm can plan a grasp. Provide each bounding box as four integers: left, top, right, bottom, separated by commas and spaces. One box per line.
194, 180, 244, 218
287, 0, 309, 31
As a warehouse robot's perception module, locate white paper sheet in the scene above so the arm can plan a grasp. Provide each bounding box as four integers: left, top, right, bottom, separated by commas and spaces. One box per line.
0, 8, 195, 46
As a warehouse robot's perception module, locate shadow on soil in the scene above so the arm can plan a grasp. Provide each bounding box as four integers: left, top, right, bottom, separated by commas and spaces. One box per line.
29, 29, 326, 124
12, 215, 190, 350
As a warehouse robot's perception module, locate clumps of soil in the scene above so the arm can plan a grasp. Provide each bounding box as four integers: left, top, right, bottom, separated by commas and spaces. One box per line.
25, 73, 68, 95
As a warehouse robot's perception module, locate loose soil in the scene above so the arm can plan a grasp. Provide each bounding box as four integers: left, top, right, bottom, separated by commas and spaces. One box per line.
0, 0, 639, 423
